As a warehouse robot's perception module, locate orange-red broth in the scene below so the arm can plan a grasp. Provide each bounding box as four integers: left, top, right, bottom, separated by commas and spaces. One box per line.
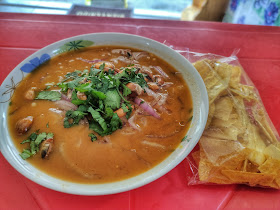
8, 46, 192, 183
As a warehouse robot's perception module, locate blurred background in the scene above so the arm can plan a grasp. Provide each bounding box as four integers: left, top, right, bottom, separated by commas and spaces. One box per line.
0, 0, 279, 26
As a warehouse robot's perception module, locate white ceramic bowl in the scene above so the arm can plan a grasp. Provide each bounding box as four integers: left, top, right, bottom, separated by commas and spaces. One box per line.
0, 33, 208, 195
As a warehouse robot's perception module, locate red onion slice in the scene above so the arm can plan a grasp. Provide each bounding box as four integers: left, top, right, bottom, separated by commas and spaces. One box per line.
128, 114, 140, 130
61, 93, 71, 102
151, 66, 169, 78
144, 87, 157, 98
134, 97, 160, 119
142, 140, 165, 149
77, 58, 103, 64
110, 56, 132, 64
54, 100, 77, 111
144, 87, 168, 107
132, 52, 149, 60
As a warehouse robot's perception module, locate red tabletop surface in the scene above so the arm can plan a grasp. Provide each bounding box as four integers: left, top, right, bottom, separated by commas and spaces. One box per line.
1, 12, 280, 209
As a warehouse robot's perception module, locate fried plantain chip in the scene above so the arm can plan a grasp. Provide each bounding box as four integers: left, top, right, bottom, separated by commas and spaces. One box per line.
193, 60, 229, 104
258, 158, 280, 188
205, 102, 215, 129
263, 144, 280, 160
221, 170, 276, 188
192, 150, 200, 166
214, 96, 233, 121
198, 147, 213, 181
199, 136, 244, 164
252, 105, 278, 143
230, 85, 258, 101
229, 65, 242, 88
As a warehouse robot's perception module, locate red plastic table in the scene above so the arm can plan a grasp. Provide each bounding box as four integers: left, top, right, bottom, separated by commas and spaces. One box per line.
1, 12, 280, 209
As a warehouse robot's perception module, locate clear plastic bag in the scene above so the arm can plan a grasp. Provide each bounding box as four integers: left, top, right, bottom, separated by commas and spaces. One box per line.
177, 49, 280, 189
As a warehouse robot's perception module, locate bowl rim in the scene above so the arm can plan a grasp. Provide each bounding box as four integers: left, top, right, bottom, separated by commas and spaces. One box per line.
0, 32, 209, 195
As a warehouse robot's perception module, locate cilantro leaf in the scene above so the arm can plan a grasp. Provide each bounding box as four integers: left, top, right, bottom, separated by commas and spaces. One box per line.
75, 83, 92, 93
88, 107, 108, 132
20, 132, 37, 145
44, 85, 51, 90
91, 90, 106, 100
57, 83, 68, 92
71, 91, 87, 105
99, 63, 105, 71
89, 121, 105, 136
36, 91, 61, 101
30, 141, 38, 154
65, 70, 81, 79
123, 102, 133, 119
20, 139, 31, 144
114, 70, 128, 80
67, 79, 82, 89
64, 110, 86, 128
20, 149, 32, 160
34, 132, 47, 145
88, 133, 97, 142
89, 67, 101, 76
28, 133, 38, 141
181, 136, 188, 142
104, 90, 121, 110
121, 103, 129, 113
110, 113, 122, 132
19, 132, 54, 160
77, 105, 89, 112
96, 78, 110, 93
98, 100, 104, 110
104, 107, 114, 119
122, 84, 132, 96
46, 133, 54, 139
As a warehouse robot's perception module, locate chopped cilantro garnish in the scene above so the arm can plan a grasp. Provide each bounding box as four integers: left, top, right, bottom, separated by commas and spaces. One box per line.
122, 84, 132, 97
34, 132, 47, 145
109, 113, 122, 132
21, 132, 37, 144
121, 103, 129, 113
36, 91, 61, 101
20, 149, 33, 160
20, 132, 54, 160
46, 133, 54, 139
104, 107, 114, 118
181, 136, 188, 142
88, 133, 97, 142
20, 139, 31, 144
37, 64, 147, 140
64, 110, 87, 128
75, 83, 92, 92
88, 107, 108, 133
104, 90, 121, 110
91, 90, 106, 100
71, 91, 87, 106
44, 85, 51, 90
58, 83, 68, 92
46, 122, 49, 128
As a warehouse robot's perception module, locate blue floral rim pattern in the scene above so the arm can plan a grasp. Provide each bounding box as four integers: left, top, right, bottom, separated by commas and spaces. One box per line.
20, 39, 94, 73
20, 54, 51, 73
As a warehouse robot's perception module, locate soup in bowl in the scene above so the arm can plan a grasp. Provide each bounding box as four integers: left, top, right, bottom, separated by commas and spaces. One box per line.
0, 33, 208, 195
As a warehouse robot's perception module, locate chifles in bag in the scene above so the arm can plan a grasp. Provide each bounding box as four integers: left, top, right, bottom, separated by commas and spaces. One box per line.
187, 56, 280, 189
